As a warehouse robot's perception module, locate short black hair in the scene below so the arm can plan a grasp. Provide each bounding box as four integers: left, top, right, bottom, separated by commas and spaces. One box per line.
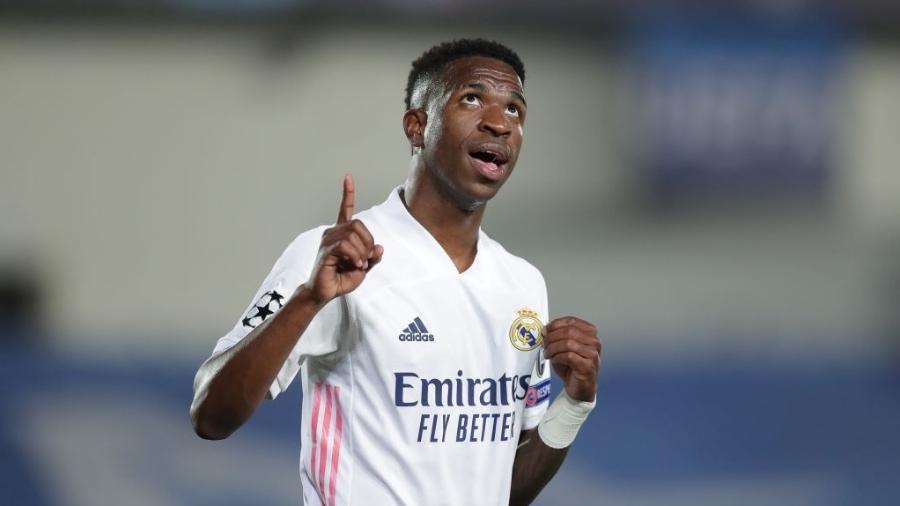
404, 38, 525, 110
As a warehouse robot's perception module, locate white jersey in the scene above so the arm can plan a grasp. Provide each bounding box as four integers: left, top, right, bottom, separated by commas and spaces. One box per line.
213, 187, 552, 506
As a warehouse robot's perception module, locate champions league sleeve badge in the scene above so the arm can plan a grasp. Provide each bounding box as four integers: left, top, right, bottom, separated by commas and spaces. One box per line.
508, 308, 545, 352
241, 290, 285, 329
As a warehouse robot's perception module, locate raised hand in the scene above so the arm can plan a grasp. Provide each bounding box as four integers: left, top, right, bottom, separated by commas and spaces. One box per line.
543, 317, 601, 402
307, 174, 384, 305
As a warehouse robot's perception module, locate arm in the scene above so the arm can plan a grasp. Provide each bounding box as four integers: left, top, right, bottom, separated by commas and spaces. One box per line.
509, 317, 601, 505
190, 285, 323, 440
190, 175, 383, 440
509, 429, 568, 506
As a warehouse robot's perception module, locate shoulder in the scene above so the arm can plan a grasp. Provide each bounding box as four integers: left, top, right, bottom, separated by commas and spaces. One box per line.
275, 198, 394, 279
271, 224, 329, 274
480, 233, 547, 293
352, 199, 391, 237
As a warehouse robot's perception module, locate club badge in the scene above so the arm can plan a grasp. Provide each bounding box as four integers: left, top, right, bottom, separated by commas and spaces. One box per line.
509, 308, 544, 352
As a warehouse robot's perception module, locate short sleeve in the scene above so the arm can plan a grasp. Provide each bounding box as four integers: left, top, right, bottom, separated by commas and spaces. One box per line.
522, 272, 551, 430
521, 353, 552, 430
210, 225, 345, 399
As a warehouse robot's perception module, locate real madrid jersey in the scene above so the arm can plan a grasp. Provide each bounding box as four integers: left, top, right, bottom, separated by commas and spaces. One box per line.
212, 187, 552, 506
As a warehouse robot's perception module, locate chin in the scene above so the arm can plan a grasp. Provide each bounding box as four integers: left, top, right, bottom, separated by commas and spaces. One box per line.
449, 185, 488, 212
438, 175, 495, 212
463, 179, 514, 211
425, 159, 508, 212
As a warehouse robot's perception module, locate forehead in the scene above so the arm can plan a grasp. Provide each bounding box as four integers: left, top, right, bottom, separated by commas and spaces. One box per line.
440, 56, 523, 94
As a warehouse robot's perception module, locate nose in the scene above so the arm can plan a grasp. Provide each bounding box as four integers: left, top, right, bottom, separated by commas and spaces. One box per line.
478, 105, 512, 137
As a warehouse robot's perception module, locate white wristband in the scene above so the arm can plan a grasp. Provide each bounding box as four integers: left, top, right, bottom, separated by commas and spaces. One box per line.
537, 390, 596, 449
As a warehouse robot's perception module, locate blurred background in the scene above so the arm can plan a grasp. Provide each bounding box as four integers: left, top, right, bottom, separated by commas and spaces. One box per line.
1, 1, 899, 505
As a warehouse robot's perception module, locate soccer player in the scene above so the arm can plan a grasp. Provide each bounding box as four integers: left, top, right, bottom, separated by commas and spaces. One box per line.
191, 39, 601, 506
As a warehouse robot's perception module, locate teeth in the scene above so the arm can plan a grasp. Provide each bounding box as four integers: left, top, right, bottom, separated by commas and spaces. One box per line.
472, 150, 504, 164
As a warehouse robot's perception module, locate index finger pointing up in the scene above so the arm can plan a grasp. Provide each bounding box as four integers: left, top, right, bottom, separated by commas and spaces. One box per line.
337, 173, 355, 224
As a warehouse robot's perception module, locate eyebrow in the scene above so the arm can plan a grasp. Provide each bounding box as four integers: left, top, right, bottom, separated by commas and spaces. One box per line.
462, 82, 527, 107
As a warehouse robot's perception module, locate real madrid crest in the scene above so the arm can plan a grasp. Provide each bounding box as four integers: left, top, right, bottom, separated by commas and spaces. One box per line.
509, 308, 544, 351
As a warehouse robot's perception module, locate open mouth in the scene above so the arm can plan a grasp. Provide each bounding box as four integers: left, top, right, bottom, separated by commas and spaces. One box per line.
469, 148, 509, 181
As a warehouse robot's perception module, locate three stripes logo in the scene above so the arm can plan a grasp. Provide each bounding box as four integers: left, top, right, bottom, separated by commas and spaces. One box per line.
398, 316, 435, 342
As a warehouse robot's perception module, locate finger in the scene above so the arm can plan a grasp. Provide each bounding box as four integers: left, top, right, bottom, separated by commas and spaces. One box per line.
544, 338, 600, 362
546, 317, 596, 334
343, 230, 370, 269
548, 351, 597, 375
544, 328, 602, 357
327, 238, 367, 270
347, 219, 375, 255
544, 334, 599, 355
365, 244, 385, 272
337, 174, 355, 224
547, 317, 597, 335
544, 325, 597, 346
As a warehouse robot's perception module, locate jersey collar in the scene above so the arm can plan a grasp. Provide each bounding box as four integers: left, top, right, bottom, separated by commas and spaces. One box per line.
378, 186, 487, 277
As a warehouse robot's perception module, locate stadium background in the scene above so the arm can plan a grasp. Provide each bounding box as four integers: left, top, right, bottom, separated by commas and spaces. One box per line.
1, 1, 899, 505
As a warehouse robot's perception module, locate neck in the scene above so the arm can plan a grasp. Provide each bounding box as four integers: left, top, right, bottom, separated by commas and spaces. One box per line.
401, 163, 485, 273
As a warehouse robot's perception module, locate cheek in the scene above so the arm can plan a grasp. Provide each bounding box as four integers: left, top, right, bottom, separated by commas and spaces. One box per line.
424, 115, 443, 143
437, 121, 469, 153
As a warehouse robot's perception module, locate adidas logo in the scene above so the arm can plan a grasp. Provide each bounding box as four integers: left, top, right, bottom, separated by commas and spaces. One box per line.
398, 316, 435, 342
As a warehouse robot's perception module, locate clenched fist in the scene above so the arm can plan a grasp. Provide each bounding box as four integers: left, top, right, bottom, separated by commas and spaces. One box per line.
543, 317, 601, 402
307, 175, 384, 305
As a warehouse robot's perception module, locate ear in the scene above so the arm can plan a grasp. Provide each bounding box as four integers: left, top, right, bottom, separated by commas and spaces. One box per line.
402, 109, 427, 151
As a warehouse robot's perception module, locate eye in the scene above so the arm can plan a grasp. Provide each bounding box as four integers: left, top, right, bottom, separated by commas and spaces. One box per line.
462, 93, 481, 105
506, 104, 520, 117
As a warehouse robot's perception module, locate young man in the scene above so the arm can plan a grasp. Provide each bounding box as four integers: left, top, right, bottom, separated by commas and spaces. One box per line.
191, 39, 601, 506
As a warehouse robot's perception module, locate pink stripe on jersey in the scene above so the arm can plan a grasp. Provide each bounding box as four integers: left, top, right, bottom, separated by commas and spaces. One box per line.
318, 384, 334, 505
328, 386, 343, 506
308, 383, 344, 506
309, 383, 324, 500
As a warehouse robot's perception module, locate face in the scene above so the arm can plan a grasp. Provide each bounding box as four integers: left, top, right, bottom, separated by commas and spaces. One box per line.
413, 56, 527, 210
